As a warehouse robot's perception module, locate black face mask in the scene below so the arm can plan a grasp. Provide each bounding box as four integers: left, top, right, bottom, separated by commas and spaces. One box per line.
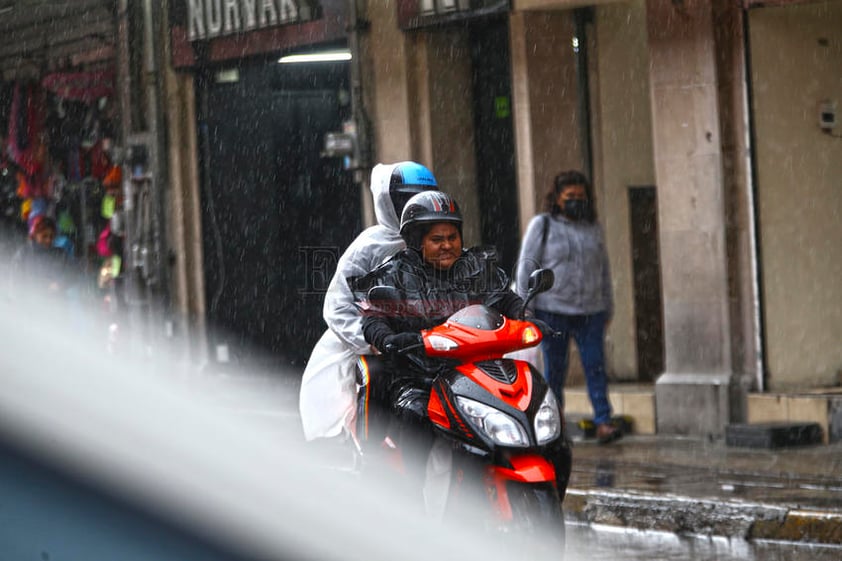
562, 199, 588, 221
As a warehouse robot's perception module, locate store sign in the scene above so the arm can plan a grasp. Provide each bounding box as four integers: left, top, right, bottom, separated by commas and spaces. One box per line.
397, 0, 510, 30
187, 0, 321, 41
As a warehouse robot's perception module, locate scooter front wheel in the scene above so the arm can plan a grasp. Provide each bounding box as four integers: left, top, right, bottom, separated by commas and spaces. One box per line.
506, 482, 566, 558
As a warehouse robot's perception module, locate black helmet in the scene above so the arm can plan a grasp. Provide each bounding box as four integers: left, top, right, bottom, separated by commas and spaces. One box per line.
399, 191, 463, 248
389, 162, 438, 219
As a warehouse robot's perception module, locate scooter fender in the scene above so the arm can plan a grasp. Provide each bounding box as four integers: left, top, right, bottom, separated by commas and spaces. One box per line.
489, 453, 556, 484
485, 454, 557, 521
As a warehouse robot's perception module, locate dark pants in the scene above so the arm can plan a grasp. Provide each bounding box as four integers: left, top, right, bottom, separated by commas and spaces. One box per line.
535, 310, 612, 426
356, 355, 434, 474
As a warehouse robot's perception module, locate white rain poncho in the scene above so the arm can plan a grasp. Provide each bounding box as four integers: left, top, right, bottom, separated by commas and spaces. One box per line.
299, 163, 409, 440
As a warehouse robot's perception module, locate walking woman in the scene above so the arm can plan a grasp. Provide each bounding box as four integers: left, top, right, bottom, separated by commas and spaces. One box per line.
516, 170, 621, 444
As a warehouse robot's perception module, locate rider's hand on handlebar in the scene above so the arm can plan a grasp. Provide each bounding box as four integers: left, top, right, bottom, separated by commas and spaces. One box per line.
383, 332, 424, 355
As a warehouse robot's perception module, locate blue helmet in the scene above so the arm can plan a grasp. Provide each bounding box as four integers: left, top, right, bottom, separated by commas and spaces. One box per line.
389, 162, 438, 219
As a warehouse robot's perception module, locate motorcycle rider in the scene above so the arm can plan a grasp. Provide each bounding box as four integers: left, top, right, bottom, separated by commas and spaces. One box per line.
353, 191, 571, 503
357, 190, 523, 356
299, 162, 438, 442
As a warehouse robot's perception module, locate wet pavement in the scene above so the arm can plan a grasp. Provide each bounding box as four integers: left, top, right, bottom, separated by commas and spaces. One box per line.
565, 523, 842, 561
185, 368, 842, 547
565, 434, 842, 544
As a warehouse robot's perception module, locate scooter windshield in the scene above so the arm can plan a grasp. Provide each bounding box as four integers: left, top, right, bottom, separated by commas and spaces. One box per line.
447, 304, 504, 331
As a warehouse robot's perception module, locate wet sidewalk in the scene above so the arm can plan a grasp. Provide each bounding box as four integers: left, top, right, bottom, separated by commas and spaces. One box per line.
565, 434, 842, 545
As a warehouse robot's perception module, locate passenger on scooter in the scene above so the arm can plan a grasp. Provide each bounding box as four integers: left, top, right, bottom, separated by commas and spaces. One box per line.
299, 162, 438, 442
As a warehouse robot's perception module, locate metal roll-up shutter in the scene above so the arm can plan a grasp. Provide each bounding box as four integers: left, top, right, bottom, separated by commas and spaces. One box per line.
0, 0, 116, 79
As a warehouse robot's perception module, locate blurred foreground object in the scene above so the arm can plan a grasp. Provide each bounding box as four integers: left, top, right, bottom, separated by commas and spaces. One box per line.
0, 277, 562, 561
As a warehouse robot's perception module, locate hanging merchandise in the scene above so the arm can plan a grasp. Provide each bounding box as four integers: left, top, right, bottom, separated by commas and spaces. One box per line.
46, 93, 113, 183
47, 95, 86, 182
96, 223, 114, 258
98, 254, 122, 290
0, 120, 20, 225
25, 197, 48, 227
0, 169, 19, 223
41, 70, 114, 104
19, 196, 32, 222
52, 172, 78, 258
102, 164, 121, 189
83, 136, 111, 180
101, 192, 116, 219
7, 83, 48, 196
1, 59, 123, 305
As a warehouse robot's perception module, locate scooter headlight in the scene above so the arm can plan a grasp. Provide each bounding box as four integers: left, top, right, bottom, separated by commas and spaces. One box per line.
427, 335, 459, 351
534, 390, 562, 444
456, 396, 529, 447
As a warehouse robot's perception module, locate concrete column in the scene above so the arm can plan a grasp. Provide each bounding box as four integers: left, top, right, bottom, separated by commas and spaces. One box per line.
509, 11, 582, 237
180, 77, 208, 365
367, 1, 417, 163
592, 0, 657, 381
711, 0, 761, 418
646, 0, 733, 436
421, 29, 481, 246
368, 4, 485, 232
162, 0, 207, 365
364, 1, 417, 227
509, 12, 537, 236
365, 5, 480, 241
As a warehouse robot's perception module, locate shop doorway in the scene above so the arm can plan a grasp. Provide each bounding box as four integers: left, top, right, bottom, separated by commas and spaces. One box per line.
470, 19, 520, 277
201, 58, 359, 369
628, 186, 664, 381
747, 3, 842, 386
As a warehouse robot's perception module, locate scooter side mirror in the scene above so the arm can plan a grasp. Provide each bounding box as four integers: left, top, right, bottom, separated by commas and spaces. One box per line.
368, 285, 402, 302
527, 268, 554, 295
364, 285, 404, 316
521, 268, 555, 319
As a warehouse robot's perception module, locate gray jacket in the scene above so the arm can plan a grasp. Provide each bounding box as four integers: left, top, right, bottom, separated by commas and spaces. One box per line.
515, 212, 613, 317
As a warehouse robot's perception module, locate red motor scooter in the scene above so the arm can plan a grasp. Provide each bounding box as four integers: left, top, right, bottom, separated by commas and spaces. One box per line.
353, 269, 570, 548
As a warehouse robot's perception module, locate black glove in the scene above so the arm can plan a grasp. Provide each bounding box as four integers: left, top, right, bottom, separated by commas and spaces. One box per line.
383, 332, 424, 355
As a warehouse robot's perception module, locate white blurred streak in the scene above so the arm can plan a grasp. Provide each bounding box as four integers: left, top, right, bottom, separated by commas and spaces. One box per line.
0, 256, 548, 561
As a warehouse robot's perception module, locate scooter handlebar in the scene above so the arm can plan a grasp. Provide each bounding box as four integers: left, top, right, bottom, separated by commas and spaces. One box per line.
530, 318, 562, 339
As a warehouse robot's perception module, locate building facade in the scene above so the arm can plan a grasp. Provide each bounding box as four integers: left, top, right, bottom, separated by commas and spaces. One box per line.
354, 0, 842, 437
158, 0, 841, 435
5, 0, 837, 438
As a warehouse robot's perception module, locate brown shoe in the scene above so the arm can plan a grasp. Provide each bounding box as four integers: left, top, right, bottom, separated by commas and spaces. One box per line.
596, 423, 622, 444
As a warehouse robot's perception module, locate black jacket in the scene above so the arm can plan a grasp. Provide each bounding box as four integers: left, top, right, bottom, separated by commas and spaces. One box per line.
352, 246, 524, 353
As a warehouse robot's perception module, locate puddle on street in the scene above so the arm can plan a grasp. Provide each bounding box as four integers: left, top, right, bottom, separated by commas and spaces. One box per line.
564, 523, 842, 561
571, 458, 841, 507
